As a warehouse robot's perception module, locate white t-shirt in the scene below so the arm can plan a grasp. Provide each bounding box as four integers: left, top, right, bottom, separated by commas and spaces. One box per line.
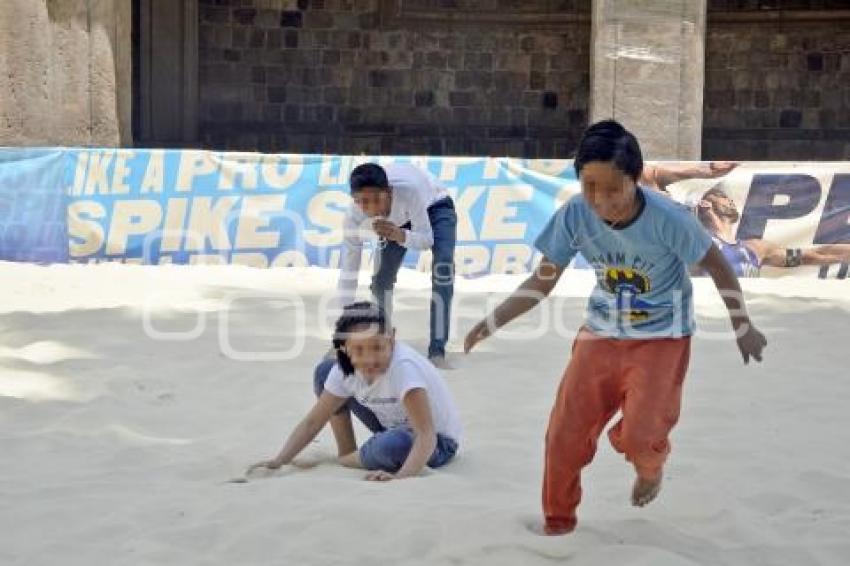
336, 163, 449, 309
323, 342, 462, 443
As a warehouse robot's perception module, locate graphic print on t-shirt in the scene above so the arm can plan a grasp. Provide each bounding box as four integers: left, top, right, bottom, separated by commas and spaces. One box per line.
602, 266, 653, 322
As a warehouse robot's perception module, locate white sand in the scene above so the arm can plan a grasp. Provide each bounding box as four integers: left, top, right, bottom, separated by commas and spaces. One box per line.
2, 262, 849, 565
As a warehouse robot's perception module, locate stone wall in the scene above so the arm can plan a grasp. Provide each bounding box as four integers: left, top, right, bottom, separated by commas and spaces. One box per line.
591, 0, 706, 160
0, 0, 132, 147
703, 2, 850, 159
4, 0, 848, 160
197, 0, 592, 157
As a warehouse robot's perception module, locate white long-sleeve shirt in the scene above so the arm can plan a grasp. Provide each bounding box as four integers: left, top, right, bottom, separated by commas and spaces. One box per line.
336, 163, 448, 309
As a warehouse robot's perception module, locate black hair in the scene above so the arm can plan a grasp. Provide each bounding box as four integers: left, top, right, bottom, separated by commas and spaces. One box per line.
349, 163, 390, 193
332, 301, 388, 375
574, 119, 644, 182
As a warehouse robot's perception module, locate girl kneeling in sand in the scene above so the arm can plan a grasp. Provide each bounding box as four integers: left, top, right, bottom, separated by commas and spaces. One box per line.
247, 301, 462, 481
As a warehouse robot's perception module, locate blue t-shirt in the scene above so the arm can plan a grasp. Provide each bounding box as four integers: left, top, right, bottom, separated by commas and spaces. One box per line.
535, 188, 712, 338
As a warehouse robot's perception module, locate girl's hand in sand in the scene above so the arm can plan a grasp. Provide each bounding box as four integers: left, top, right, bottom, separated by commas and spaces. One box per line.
464, 320, 492, 353
735, 321, 767, 364
364, 470, 396, 482
246, 459, 283, 476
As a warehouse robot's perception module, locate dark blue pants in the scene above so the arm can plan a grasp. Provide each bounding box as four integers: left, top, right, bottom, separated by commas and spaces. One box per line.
370, 197, 457, 358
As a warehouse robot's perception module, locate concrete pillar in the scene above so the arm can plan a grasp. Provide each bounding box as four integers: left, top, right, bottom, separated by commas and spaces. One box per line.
0, 0, 131, 147
590, 0, 706, 160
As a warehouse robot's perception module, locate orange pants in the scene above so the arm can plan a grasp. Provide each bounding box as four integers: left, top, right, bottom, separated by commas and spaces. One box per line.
543, 328, 691, 533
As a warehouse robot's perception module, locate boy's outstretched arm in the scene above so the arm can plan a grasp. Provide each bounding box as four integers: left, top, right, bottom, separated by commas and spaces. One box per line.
464, 257, 565, 353
246, 392, 347, 475
697, 244, 768, 364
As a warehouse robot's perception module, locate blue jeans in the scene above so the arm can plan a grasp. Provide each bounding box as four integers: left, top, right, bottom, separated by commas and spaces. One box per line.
370, 197, 457, 358
313, 359, 459, 472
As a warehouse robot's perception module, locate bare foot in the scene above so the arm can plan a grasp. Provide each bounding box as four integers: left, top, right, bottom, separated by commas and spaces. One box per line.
543, 523, 575, 536
631, 475, 662, 507
523, 518, 575, 536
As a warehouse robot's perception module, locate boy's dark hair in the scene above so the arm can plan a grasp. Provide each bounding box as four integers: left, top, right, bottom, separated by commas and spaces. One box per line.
332, 301, 388, 375
574, 119, 644, 182
349, 163, 390, 193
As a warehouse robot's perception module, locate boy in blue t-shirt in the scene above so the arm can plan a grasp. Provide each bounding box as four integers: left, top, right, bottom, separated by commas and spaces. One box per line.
464, 120, 767, 535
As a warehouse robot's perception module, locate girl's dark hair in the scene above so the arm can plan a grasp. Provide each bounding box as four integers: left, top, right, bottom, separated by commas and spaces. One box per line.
349, 163, 390, 193
332, 301, 388, 375
574, 119, 644, 182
